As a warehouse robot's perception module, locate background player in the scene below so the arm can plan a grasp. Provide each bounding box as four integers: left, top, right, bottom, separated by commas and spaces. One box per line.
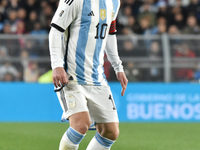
49, 0, 128, 149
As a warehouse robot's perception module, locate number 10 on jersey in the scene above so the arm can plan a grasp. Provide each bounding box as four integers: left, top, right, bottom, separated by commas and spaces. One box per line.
95, 23, 108, 39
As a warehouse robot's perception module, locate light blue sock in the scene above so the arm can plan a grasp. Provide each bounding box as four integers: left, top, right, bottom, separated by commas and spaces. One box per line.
95, 132, 114, 148
66, 127, 85, 144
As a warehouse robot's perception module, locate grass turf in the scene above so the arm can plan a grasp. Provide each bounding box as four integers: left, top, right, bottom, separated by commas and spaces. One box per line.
0, 123, 200, 150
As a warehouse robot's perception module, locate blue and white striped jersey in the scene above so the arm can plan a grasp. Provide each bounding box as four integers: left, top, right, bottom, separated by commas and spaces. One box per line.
50, 0, 120, 85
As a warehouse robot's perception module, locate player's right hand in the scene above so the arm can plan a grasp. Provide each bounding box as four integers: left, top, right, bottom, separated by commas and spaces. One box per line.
116, 72, 128, 96
52, 67, 68, 88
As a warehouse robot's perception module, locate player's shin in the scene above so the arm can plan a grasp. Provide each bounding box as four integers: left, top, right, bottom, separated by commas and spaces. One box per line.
86, 132, 115, 150
59, 127, 85, 150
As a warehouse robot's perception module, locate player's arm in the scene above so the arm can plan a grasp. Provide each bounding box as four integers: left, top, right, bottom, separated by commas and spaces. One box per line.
49, 0, 77, 87
49, 27, 68, 88
105, 20, 128, 96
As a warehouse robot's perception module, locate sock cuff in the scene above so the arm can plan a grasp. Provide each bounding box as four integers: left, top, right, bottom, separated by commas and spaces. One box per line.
70, 126, 86, 136
95, 132, 115, 148
66, 127, 85, 144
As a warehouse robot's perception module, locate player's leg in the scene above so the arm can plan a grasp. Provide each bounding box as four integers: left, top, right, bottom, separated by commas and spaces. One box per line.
86, 122, 119, 150
56, 84, 90, 150
59, 112, 91, 150
85, 85, 119, 150
96, 122, 119, 140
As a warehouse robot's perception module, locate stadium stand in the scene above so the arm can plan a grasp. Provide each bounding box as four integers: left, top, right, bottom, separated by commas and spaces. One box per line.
0, 0, 200, 82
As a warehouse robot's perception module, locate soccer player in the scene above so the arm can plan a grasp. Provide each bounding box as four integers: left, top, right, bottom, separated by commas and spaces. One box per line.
49, 0, 128, 149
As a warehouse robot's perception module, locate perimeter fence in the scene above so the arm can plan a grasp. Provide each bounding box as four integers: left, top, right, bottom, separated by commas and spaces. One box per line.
0, 34, 200, 82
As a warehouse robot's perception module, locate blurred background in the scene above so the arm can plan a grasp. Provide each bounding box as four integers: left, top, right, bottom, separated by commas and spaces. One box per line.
0, 0, 200, 122
1, 0, 200, 83
1, 0, 200, 149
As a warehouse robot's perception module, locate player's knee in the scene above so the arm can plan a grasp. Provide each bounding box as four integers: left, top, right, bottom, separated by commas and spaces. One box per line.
73, 120, 91, 134
79, 123, 90, 134
102, 126, 119, 141
110, 128, 119, 140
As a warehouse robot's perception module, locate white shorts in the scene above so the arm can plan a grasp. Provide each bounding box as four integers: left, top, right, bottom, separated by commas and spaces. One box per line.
56, 84, 119, 123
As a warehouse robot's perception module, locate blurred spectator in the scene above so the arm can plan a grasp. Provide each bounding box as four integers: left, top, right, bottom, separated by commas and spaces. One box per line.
39, 3, 53, 31
187, 0, 200, 14
174, 44, 196, 57
1, 22, 12, 34
171, 12, 185, 30
0, 0, 8, 14
136, 17, 151, 34
0, 45, 8, 59
0, 22, 21, 56
127, 16, 141, 33
30, 22, 47, 35
17, 49, 29, 81
157, 22, 167, 34
168, 0, 190, 7
171, 13, 185, 30
187, 0, 200, 24
16, 20, 26, 34
25, 40, 40, 57
151, 17, 167, 34
24, 0, 39, 19
0, 45, 9, 66
168, 25, 181, 35
148, 41, 163, 81
156, 1, 169, 20
168, 25, 181, 46
121, 26, 134, 35
40, 0, 50, 10
5, 9, 18, 33
120, 26, 138, 47
48, 0, 59, 11
168, 0, 187, 26
182, 14, 200, 34
126, 0, 143, 17
194, 63, 200, 81
15, 20, 27, 50
119, 40, 134, 57
118, 5, 133, 27
0, 13, 3, 31
17, 8, 27, 21
6, 0, 20, 11
30, 21, 48, 46
149, 41, 162, 57
26, 11, 38, 32
138, 1, 156, 27
20, 49, 29, 68
24, 62, 39, 82
139, 0, 158, 13
124, 62, 140, 82
2, 72, 15, 81
0, 61, 19, 81
174, 44, 196, 81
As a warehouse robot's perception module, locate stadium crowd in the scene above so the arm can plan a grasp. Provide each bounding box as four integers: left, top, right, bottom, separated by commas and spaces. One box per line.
0, 0, 200, 82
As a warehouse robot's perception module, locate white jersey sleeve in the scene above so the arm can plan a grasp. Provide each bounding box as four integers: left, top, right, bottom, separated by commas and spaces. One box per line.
105, 34, 123, 73
49, 27, 64, 69
112, 0, 120, 21
106, 0, 123, 73
51, 0, 79, 32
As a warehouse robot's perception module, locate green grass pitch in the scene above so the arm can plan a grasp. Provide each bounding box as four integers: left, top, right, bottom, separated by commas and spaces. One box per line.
0, 123, 200, 150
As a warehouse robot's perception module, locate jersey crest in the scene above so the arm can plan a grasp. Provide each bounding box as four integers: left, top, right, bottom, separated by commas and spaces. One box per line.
100, 9, 106, 21
59, 10, 64, 17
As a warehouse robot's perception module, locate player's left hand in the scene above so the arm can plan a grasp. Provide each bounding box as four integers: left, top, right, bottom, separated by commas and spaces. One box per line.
116, 72, 128, 96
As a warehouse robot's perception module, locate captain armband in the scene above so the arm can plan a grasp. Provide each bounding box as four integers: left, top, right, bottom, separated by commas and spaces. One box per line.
109, 20, 117, 35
